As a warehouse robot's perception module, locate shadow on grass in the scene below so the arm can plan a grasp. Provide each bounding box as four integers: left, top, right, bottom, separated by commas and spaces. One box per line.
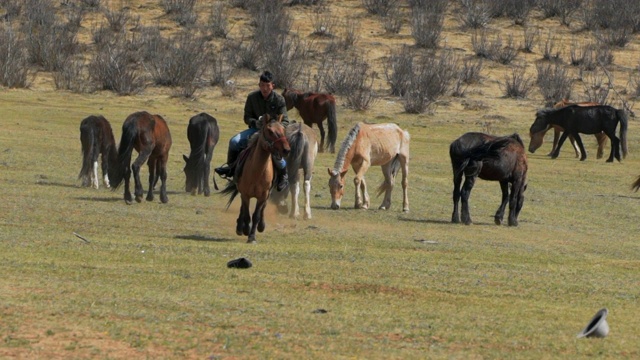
175, 234, 234, 242
398, 216, 497, 226
75, 196, 121, 202
36, 180, 78, 188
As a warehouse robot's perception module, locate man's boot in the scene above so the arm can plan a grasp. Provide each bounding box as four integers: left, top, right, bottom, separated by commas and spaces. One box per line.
215, 148, 240, 178
275, 166, 289, 192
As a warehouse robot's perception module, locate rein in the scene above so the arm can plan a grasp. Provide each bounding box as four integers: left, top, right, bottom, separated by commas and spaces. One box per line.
260, 124, 287, 152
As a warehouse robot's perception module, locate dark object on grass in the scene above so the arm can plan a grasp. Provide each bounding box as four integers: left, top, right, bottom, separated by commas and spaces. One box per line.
577, 308, 609, 338
227, 257, 252, 269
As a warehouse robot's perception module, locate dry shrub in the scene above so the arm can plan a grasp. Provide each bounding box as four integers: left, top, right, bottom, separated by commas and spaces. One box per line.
385, 45, 414, 97
89, 42, 144, 95
458, 0, 491, 29
501, 66, 533, 99
522, 27, 539, 53
362, 0, 398, 16
382, 5, 403, 34
54, 57, 92, 93
0, 25, 30, 88
542, 31, 561, 62
582, 70, 610, 104
262, 33, 311, 89
317, 54, 378, 110
0, 0, 23, 20
411, 5, 445, 49
205, 2, 229, 39
310, 4, 337, 37
403, 51, 458, 113
536, 63, 572, 106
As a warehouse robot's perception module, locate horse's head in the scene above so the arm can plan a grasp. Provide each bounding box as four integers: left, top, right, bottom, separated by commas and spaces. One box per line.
528, 110, 551, 153
183, 154, 200, 195
261, 114, 290, 160
327, 167, 348, 210
281, 88, 298, 111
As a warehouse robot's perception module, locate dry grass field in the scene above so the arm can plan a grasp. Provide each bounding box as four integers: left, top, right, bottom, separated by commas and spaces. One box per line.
1, 0, 640, 358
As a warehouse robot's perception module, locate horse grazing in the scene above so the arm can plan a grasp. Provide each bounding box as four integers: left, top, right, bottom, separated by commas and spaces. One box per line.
78, 115, 117, 189
328, 122, 410, 212
221, 114, 290, 243
450, 132, 528, 227
529, 105, 628, 162
282, 88, 337, 153
528, 99, 607, 158
269, 123, 319, 220
183, 112, 220, 196
108, 111, 172, 204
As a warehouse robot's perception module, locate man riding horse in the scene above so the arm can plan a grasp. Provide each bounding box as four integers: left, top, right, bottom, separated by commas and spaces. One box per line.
215, 70, 290, 191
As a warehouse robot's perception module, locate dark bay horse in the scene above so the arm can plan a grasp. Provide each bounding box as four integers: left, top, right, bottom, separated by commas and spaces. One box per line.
450, 132, 528, 227
529, 105, 628, 162
633, 175, 640, 192
270, 123, 319, 219
221, 114, 291, 243
108, 111, 172, 204
529, 99, 607, 159
183, 112, 220, 196
78, 115, 117, 189
328, 122, 410, 212
282, 88, 337, 153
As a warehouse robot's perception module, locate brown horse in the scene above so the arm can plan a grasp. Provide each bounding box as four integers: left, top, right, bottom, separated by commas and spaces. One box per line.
282, 88, 337, 153
79, 115, 117, 189
109, 111, 172, 204
450, 132, 528, 226
183, 112, 220, 196
529, 99, 607, 158
221, 114, 291, 243
269, 123, 319, 220
328, 122, 410, 212
632, 175, 640, 192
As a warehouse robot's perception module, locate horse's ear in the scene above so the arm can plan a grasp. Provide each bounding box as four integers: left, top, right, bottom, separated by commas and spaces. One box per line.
327, 167, 333, 176
183, 154, 189, 162
340, 169, 348, 178
277, 114, 284, 123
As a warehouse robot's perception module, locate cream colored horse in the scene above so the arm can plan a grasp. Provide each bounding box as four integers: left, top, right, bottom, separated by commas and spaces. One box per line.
328, 122, 410, 212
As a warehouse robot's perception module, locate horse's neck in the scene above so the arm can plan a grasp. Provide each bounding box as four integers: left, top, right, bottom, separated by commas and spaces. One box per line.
337, 140, 357, 173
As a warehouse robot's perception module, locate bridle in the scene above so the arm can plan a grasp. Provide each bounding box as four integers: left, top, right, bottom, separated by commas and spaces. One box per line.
261, 121, 288, 153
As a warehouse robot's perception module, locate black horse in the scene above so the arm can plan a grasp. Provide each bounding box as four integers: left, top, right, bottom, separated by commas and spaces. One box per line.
183, 113, 220, 196
78, 115, 117, 189
529, 105, 628, 162
450, 132, 528, 227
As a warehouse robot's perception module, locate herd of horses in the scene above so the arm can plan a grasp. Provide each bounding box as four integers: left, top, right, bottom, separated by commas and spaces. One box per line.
78, 93, 636, 242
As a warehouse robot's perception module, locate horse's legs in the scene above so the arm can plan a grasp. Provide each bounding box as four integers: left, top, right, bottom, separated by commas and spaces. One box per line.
508, 179, 526, 226
548, 128, 561, 156
249, 199, 267, 243
91, 159, 100, 189
568, 134, 582, 159
303, 179, 312, 220
132, 148, 152, 203
451, 172, 463, 223
550, 132, 569, 159
146, 157, 156, 202
203, 156, 212, 197
123, 165, 133, 204
361, 177, 369, 209
572, 134, 588, 161
290, 180, 301, 219
605, 134, 620, 162
595, 132, 607, 159
401, 156, 409, 212
100, 151, 110, 188
494, 181, 509, 225
378, 163, 394, 210
237, 196, 251, 237
158, 158, 169, 203
460, 175, 476, 225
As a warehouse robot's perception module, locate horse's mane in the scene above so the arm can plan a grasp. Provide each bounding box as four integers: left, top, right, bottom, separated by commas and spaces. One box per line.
332, 123, 360, 172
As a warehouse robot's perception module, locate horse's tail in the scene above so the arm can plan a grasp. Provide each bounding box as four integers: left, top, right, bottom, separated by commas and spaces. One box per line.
220, 180, 239, 209
78, 119, 97, 180
326, 100, 338, 153
632, 175, 640, 192
617, 109, 628, 158
109, 119, 137, 189
376, 154, 401, 197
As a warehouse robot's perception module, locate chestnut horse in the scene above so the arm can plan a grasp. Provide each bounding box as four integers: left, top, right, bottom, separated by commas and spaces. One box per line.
183, 112, 220, 196
529, 105, 628, 162
529, 99, 607, 158
109, 111, 172, 204
221, 114, 290, 243
450, 132, 528, 227
282, 88, 337, 153
270, 123, 319, 220
328, 122, 410, 212
78, 115, 117, 189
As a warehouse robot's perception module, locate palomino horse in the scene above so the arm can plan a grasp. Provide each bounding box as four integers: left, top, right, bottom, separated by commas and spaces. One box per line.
282, 88, 337, 153
450, 132, 528, 227
270, 122, 319, 220
109, 111, 172, 204
529, 105, 628, 162
221, 114, 290, 243
79, 115, 117, 189
328, 122, 410, 212
183, 112, 220, 196
528, 99, 607, 158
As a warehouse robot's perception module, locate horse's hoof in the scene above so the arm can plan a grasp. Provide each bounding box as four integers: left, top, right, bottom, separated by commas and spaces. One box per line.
146, 195, 154, 202
135, 196, 143, 203
495, 218, 502, 225
258, 223, 266, 232
403, 208, 409, 213
247, 236, 256, 243
508, 220, 519, 227
160, 197, 168, 204
125, 200, 132, 205
378, 206, 387, 210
